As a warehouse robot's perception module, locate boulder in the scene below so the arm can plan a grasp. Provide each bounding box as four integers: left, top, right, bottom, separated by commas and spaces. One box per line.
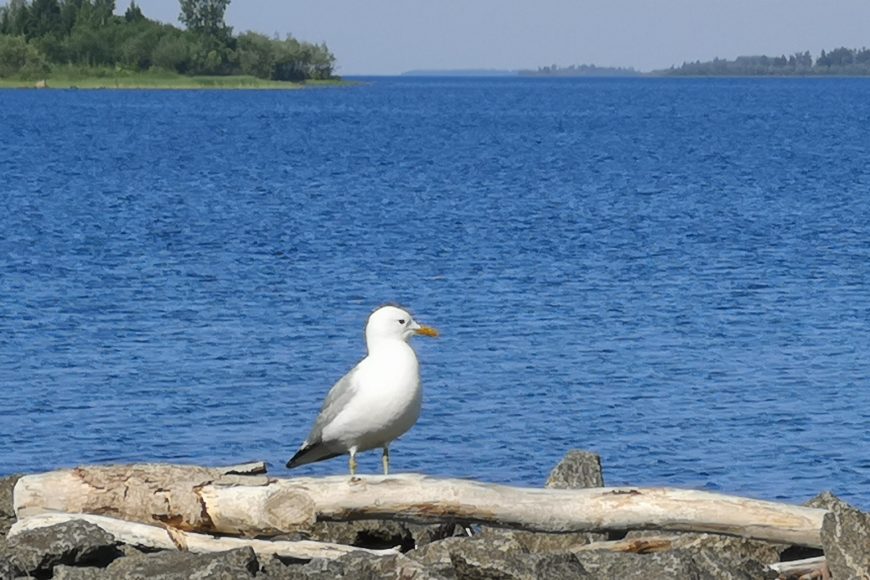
545, 450, 605, 489
476, 527, 594, 553
619, 531, 781, 564
818, 496, 870, 580
51, 565, 105, 579
0, 475, 19, 537
0, 475, 21, 567
451, 550, 588, 580
99, 546, 260, 580
687, 548, 777, 580
259, 551, 407, 580
5, 519, 120, 576
575, 550, 705, 579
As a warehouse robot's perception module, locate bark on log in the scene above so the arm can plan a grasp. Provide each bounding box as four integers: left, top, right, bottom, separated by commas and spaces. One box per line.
13, 465, 827, 547
8, 513, 398, 560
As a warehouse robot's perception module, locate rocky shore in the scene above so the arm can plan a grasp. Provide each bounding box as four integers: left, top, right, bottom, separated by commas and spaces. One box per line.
2, 451, 868, 579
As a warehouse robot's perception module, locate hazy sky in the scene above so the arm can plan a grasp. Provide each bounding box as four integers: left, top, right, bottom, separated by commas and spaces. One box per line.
131, 0, 870, 75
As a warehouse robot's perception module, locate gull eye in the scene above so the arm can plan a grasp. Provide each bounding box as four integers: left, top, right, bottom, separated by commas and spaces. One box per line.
398, 319, 406, 325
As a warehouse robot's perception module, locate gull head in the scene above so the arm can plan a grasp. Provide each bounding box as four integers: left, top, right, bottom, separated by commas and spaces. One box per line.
365, 305, 438, 348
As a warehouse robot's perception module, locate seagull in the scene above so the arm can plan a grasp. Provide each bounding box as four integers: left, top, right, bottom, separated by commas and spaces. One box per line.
286, 305, 438, 476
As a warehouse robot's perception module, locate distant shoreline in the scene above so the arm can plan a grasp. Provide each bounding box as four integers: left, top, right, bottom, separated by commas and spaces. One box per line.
0, 75, 350, 90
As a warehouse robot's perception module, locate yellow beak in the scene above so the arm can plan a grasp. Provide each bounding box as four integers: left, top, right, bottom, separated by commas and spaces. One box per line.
415, 325, 439, 337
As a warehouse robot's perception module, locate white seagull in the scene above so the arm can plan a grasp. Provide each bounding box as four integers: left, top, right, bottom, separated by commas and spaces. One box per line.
286, 305, 438, 475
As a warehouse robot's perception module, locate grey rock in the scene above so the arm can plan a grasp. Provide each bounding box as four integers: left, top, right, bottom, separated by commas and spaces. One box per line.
819, 496, 870, 580
476, 528, 595, 553
407, 535, 528, 579
451, 550, 589, 580
686, 548, 777, 580
575, 550, 703, 579
5, 519, 120, 576
260, 551, 403, 580
546, 450, 604, 489
805, 490, 849, 512
0, 555, 16, 580
407, 522, 469, 548
0, 475, 21, 573
102, 546, 260, 580
52, 565, 106, 580
621, 531, 781, 564
0, 475, 20, 538
575, 548, 778, 580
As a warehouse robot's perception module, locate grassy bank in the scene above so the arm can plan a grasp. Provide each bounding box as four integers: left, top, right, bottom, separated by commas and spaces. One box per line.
0, 69, 346, 90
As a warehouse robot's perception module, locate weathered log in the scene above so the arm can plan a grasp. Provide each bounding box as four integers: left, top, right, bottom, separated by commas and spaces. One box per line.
13, 464, 827, 547
768, 556, 829, 578
8, 513, 398, 560
573, 536, 675, 554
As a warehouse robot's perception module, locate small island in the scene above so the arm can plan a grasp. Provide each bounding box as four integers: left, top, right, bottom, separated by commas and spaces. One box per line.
0, 0, 338, 89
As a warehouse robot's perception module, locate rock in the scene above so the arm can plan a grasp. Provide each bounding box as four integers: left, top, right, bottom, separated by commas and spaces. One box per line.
620, 531, 781, 564
409, 534, 591, 580
35, 79, 48, 88
545, 450, 604, 489
476, 528, 594, 553
102, 546, 260, 579
575, 550, 703, 579
406, 522, 469, 548
687, 548, 777, 580
0, 555, 17, 580
5, 519, 120, 576
0, 475, 20, 537
259, 551, 404, 579
0, 475, 21, 568
451, 550, 589, 580
52, 565, 105, 579
819, 496, 870, 580
806, 490, 849, 512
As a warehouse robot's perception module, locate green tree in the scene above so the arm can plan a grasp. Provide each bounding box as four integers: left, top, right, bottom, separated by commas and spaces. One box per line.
178, 0, 230, 38
124, 0, 144, 23
151, 32, 192, 72
0, 33, 49, 77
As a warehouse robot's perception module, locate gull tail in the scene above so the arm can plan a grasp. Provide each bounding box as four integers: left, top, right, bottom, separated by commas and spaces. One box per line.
286, 441, 342, 469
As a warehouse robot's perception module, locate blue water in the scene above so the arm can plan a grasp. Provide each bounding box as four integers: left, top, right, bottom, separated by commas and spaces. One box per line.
1, 78, 869, 509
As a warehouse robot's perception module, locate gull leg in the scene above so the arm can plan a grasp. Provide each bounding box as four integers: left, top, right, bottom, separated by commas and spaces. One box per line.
348, 447, 358, 476
382, 445, 390, 475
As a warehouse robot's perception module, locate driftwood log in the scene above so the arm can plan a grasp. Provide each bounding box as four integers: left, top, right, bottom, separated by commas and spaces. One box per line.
12, 463, 826, 548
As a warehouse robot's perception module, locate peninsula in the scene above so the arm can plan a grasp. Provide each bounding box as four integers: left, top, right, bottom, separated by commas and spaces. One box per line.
0, 0, 338, 89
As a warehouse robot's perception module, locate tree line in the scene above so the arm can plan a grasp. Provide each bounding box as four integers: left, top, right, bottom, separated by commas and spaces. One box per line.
0, 0, 336, 80
661, 48, 870, 76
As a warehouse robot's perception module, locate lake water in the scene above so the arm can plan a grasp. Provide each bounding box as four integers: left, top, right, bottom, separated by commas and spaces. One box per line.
1, 77, 868, 509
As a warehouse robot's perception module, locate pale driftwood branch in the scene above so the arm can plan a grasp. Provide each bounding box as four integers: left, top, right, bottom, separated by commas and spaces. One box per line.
768, 556, 828, 577
573, 536, 675, 554
13, 465, 827, 547
8, 513, 398, 560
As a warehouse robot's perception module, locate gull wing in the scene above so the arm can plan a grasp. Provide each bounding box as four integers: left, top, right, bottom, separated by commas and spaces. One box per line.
285, 365, 362, 468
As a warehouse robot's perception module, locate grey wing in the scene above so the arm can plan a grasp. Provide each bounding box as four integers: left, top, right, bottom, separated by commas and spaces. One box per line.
303, 366, 361, 446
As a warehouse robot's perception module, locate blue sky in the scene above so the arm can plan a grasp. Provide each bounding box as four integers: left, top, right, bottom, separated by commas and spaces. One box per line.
131, 0, 870, 75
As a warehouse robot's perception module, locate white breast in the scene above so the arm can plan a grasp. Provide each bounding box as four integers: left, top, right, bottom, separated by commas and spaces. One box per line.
321, 341, 422, 451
